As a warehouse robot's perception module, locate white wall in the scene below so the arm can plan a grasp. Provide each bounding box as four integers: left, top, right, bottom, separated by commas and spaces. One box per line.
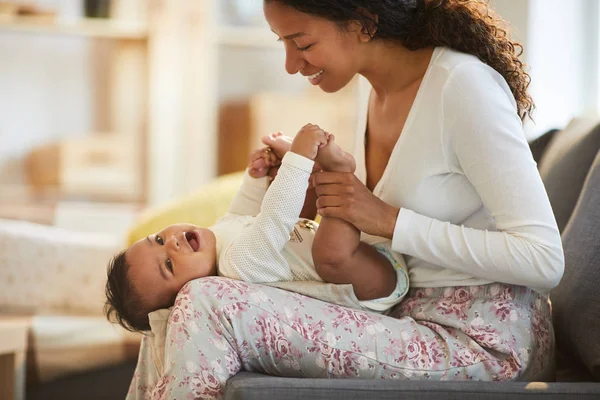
0, 33, 98, 183
491, 0, 599, 137
490, 0, 530, 51
527, 0, 597, 134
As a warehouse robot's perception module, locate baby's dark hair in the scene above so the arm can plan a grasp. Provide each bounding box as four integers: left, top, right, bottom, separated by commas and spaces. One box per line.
104, 250, 151, 332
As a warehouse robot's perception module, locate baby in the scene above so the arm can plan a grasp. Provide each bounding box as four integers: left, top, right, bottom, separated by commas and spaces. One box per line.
105, 124, 407, 332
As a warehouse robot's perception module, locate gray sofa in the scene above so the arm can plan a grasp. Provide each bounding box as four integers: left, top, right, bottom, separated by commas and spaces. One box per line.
223, 120, 600, 399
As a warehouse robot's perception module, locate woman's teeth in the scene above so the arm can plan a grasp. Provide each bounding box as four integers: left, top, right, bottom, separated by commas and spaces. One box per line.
308, 70, 324, 81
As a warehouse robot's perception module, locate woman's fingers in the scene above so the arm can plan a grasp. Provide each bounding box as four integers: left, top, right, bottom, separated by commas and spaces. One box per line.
314, 183, 345, 197
312, 171, 354, 186
316, 195, 344, 209
317, 205, 344, 219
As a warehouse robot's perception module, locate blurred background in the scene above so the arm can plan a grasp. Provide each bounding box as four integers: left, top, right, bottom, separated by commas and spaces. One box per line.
0, 0, 598, 241
0, 1, 598, 399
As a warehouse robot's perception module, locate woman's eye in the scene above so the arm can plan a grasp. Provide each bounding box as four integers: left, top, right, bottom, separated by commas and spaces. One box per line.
298, 44, 313, 52
156, 235, 164, 245
166, 258, 173, 273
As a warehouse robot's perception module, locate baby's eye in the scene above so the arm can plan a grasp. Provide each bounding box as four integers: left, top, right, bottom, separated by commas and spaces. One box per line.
166, 258, 173, 273
156, 235, 164, 245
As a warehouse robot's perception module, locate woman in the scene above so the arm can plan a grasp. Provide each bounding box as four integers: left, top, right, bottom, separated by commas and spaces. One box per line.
128, 1, 563, 398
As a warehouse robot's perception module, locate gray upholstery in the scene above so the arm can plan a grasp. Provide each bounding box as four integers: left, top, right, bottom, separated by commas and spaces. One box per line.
530, 129, 559, 164
538, 118, 600, 232
552, 150, 600, 380
224, 372, 600, 400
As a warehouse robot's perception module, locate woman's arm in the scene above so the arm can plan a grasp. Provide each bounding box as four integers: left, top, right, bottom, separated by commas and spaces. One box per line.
393, 64, 564, 289
314, 64, 564, 290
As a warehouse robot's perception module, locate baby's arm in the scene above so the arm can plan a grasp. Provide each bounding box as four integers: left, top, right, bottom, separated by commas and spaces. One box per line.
222, 125, 327, 282
262, 129, 322, 220
227, 146, 281, 217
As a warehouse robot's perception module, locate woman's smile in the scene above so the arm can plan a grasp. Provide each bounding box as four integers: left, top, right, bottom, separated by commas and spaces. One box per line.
307, 69, 324, 85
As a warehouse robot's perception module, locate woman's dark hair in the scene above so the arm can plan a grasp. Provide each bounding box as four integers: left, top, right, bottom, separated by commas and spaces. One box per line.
104, 250, 151, 332
266, 0, 533, 120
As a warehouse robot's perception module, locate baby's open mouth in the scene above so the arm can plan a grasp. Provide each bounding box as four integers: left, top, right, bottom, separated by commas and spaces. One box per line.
184, 231, 200, 252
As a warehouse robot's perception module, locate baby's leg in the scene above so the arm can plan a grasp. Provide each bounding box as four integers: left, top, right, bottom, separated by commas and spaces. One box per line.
312, 135, 396, 300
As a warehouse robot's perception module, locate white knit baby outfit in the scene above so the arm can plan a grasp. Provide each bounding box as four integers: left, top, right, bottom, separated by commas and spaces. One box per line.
210, 152, 408, 312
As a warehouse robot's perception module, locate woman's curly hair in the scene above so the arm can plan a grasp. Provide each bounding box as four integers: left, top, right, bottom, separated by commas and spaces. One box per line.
267, 0, 534, 120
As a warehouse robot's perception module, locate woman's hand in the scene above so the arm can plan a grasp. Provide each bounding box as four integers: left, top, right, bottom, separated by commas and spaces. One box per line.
312, 171, 400, 239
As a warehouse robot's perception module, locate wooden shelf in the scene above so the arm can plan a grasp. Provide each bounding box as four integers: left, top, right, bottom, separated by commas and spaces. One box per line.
218, 26, 281, 49
0, 16, 147, 39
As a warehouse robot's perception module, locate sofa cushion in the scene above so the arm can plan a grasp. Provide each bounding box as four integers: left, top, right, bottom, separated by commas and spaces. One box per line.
529, 128, 559, 165
224, 372, 600, 400
538, 118, 600, 232
551, 150, 600, 381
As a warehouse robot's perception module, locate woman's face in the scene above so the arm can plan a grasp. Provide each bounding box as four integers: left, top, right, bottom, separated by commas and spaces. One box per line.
264, 1, 365, 93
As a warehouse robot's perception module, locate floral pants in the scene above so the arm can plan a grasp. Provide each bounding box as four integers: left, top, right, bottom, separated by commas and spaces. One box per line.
127, 277, 554, 399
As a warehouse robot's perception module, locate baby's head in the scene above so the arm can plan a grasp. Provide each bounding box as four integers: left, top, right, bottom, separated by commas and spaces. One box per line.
104, 223, 217, 332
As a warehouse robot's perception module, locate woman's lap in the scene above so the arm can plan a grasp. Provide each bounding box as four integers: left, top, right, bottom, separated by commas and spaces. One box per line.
127, 277, 553, 400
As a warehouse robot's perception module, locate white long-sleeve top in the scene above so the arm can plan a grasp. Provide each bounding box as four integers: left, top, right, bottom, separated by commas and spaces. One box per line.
355, 47, 564, 294
210, 152, 408, 312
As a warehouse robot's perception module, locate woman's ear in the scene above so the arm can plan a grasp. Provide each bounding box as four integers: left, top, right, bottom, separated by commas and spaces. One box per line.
354, 8, 378, 42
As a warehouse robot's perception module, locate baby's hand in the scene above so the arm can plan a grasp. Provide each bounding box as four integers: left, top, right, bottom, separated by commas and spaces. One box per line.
261, 131, 293, 160
290, 123, 328, 160
248, 147, 279, 178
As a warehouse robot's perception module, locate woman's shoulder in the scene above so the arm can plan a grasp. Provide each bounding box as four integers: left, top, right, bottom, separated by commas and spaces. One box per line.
434, 47, 481, 69
432, 47, 511, 96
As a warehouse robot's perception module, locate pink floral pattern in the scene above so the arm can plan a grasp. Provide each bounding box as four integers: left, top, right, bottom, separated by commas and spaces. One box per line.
127, 279, 553, 400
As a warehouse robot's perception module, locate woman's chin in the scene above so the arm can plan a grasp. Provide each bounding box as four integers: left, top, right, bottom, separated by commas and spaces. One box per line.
318, 77, 354, 94
318, 82, 344, 93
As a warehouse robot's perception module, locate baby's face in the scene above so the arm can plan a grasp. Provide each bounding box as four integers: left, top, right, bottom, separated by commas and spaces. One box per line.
126, 223, 217, 310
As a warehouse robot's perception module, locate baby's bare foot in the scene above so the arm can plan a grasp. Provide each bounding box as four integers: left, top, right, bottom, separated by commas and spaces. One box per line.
315, 134, 356, 173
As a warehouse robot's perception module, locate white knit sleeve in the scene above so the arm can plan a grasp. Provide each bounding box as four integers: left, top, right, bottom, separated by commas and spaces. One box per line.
392, 63, 564, 290
225, 152, 314, 282
227, 170, 270, 217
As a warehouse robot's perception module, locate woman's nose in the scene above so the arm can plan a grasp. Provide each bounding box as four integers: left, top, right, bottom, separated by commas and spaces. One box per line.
285, 48, 305, 75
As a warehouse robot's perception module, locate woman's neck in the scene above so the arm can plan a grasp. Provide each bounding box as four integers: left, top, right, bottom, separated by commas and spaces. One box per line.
359, 42, 434, 99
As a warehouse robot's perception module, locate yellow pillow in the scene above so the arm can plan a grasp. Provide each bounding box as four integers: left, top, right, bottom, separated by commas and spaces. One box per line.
126, 172, 244, 246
